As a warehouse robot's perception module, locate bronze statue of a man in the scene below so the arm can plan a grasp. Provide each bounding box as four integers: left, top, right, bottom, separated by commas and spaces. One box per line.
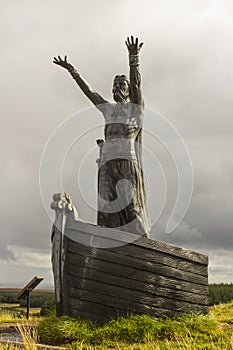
53, 36, 151, 237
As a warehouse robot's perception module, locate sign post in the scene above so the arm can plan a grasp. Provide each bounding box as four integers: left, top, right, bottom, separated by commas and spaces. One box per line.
17, 276, 44, 319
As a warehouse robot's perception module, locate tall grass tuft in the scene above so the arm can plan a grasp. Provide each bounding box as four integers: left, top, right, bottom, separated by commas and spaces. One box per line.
16, 323, 38, 350
0, 324, 38, 350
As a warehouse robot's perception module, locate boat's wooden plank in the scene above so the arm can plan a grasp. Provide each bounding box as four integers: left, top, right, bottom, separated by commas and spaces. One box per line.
66, 218, 140, 244
111, 243, 208, 276
65, 219, 208, 264
68, 275, 208, 306
69, 287, 209, 315
67, 248, 208, 286
67, 262, 208, 296
69, 298, 176, 321
68, 295, 118, 321
67, 266, 208, 305
68, 304, 110, 323
67, 239, 207, 277
133, 237, 208, 265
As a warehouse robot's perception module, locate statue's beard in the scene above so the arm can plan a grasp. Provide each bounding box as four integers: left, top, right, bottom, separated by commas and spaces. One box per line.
113, 89, 129, 102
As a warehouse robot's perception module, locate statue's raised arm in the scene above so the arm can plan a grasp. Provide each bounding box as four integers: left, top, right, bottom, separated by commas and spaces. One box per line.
125, 36, 144, 106
53, 55, 107, 110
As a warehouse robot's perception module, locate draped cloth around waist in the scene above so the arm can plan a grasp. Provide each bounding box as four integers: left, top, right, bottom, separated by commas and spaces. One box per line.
99, 138, 138, 165
97, 147, 151, 237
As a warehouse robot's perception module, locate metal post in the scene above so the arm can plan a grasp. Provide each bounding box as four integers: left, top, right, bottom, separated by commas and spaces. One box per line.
26, 291, 30, 319
16, 277, 44, 317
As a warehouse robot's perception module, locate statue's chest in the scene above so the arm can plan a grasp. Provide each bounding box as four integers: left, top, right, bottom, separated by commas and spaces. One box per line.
104, 123, 128, 138
104, 106, 132, 138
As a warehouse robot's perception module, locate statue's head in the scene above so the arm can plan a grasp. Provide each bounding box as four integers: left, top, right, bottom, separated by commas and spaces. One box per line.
112, 75, 130, 102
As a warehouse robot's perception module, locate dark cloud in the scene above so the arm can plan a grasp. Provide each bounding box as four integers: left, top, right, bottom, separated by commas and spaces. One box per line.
0, 0, 233, 284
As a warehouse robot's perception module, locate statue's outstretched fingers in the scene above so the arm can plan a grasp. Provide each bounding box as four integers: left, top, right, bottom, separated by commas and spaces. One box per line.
135, 37, 138, 46
53, 57, 61, 64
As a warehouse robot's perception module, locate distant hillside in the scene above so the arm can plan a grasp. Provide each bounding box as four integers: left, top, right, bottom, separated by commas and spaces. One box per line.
0, 282, 54, 289
0, 288, 54, 307
209, 283, 233, 305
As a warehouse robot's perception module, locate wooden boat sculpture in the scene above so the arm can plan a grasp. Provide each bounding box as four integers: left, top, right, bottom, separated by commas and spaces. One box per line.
51, 193, 209, 323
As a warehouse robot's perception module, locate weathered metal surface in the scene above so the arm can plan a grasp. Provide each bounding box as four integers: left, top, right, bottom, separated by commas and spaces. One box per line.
51, 197, 209, 322
53, 36, 151, 237
16, 276, 44, 300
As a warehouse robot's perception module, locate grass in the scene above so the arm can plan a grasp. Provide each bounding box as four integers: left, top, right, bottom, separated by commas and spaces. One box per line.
36, 302, 233, 349
0, 301, 232, 349
0, 311, 41, 324
0, 323, 39, 350
16, 324, 38, 350
211, 300, 233, 324
0, 311, 23, 323
0, 305, 20, 309
0, 303, 41, 323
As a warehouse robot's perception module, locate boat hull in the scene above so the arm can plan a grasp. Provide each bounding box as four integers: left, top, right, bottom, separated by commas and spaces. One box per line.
52, 217, 209, 323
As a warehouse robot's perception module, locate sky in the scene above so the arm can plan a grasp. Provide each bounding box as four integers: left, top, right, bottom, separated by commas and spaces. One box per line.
0, 0, 233, 288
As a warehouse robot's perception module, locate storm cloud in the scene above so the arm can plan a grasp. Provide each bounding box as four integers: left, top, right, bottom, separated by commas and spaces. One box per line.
0, 0, 233, 286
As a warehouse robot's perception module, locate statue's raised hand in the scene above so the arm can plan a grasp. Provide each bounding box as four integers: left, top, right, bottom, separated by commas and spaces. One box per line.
53, 55, 73, 70
125, 36, 143, 55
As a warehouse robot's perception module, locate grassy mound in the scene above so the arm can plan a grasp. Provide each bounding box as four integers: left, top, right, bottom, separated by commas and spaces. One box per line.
36, 302, 233, 349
